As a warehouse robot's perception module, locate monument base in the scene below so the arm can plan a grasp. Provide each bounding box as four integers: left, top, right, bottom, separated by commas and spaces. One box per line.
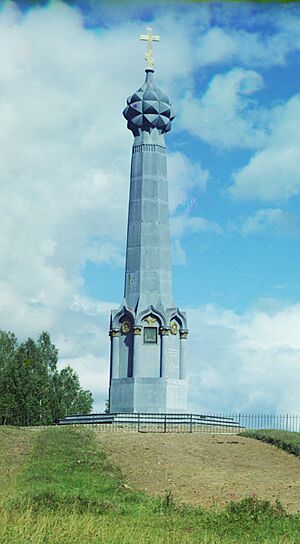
109, 377, 187, 413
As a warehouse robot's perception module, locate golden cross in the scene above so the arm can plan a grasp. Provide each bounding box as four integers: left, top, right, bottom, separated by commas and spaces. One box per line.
140, 27, 160, 69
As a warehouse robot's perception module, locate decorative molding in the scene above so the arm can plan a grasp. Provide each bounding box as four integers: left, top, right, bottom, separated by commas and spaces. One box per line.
111, 305, 135, 328
169, 321, 178, 335
136, 305, 167, 327
121, 321, 131, 334
160, 327, 170, 336
132, 144, 166, 154
109, 329, 120, 338
180, 330, 188, 339
167, 308, 187, 330
143, 315, 157, 326
133, 326, 142, 336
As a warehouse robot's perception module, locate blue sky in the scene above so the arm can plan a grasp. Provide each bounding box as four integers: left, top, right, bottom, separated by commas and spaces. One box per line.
1, 0, 300, 413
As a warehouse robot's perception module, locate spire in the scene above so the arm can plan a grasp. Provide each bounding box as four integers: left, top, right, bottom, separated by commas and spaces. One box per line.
123, 27, 174, 136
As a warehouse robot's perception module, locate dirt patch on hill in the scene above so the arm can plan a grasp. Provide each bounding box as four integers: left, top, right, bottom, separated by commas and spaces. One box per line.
96, 432, 300, 513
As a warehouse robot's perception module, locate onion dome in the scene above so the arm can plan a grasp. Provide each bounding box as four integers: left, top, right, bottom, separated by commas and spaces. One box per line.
123, 69, 175, 136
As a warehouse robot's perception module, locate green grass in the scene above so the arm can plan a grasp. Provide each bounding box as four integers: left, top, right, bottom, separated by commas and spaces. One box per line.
0, 426, 34, 504
239, 429, 300, 458
7, 426, 135, 513
0, 426, 300, 543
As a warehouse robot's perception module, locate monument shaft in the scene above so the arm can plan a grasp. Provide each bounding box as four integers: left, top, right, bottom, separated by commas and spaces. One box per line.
109, 67, 188, 413
124, 130, 173, 312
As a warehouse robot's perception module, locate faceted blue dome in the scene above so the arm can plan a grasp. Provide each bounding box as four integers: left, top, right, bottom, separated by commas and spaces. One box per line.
123, 70, 175, 136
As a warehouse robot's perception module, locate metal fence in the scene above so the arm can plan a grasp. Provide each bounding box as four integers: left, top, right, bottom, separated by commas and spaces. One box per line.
58, 412, 300, 434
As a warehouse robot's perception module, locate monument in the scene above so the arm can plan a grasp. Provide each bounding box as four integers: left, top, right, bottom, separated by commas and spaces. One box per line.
109, 28, 188, 413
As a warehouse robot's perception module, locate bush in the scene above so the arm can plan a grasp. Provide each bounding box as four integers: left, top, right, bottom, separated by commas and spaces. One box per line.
240, 430, 300, 458
226, 496, 287, 520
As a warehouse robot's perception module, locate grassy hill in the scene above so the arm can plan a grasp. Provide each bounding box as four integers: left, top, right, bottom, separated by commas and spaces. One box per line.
239, 429, 300, 458
0, 426, 300, 543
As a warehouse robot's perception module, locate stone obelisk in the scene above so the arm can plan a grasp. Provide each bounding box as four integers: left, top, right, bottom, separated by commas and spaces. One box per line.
109, 28, 188, 413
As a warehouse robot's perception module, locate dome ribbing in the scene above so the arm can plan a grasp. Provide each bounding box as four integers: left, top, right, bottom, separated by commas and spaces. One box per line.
123, 70, 175, 136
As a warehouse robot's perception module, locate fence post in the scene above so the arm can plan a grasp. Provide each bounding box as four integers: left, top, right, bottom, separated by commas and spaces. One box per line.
189, 413, 193, 433
164, 413, 167, 433
138, 412, 140, 433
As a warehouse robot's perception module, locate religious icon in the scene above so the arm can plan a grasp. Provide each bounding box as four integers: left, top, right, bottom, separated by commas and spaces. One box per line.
143, 326, 157, 344
170, 321, 178, 335
121, 320, 131, 334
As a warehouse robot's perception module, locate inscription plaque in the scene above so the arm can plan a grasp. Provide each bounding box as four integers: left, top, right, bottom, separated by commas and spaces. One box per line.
143, 327, 157, 344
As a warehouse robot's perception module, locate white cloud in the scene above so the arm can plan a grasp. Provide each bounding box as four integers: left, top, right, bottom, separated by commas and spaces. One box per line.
170, 207, 221, 266
171, 214, 221, 239
230, 95, 300, 200
241, 208, 298, 235
172, 239, 187, 266
168, 151, 208, 214
59, 354, 109, 409
195, 27, 237, 66
179, 68, 267, 150
0, 2, 213, 411
85, 3, 300, 71
171, 11, 300, 153
194, 23, 300, 69
0, 2, 133, 410
187, 303, 300, 414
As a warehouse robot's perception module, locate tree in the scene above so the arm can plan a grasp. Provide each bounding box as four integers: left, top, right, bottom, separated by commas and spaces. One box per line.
0, 330, 93, 426
51, 366, 93, 422
0, 331, 19, 425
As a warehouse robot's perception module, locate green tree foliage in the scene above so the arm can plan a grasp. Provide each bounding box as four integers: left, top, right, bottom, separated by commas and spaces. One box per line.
0, 331, 93, 426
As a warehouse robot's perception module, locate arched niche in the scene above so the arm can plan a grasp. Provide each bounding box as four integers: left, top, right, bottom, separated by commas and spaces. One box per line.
167, 308, 187, 331
118, 313, 134, 378
137, 308, 162, 378
167, 315, 181, 379
136, 305, 167, 327
111, 306, 135, 329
